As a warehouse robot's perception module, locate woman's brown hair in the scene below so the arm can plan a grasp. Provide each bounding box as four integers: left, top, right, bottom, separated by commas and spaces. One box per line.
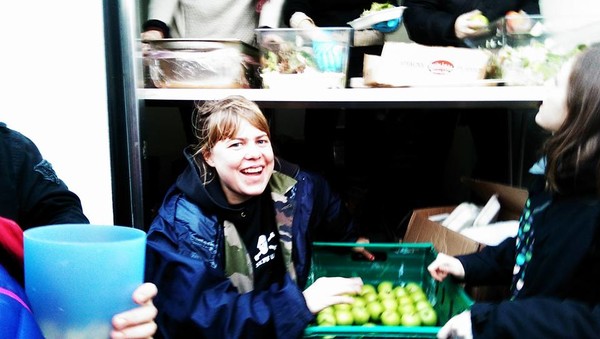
190, 95, 271, 182
544, 47, 600, 194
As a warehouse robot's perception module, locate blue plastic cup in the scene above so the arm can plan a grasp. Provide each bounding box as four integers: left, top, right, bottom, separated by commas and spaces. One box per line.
24, 224, 146, 339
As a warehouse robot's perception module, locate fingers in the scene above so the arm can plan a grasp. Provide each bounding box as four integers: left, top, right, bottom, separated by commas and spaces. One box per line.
353, 238, 375, 261
428, 253, 463, 281
436, 319, 453, 339
132, 283, 158, 305
110, 321, 157, 339
303, 277, 364, 313
436, 311, 472, 339
141, 30, 163, 41
110, 283, 159, 339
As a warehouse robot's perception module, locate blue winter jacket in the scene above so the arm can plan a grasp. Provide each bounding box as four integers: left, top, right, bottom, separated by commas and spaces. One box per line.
0, 264, 44, 339
145, 151, 360, 338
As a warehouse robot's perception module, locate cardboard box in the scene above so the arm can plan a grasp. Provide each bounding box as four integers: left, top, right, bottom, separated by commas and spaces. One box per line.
403, 178, 528, 301
404, 177, 527, 256
363, 42, 491, 87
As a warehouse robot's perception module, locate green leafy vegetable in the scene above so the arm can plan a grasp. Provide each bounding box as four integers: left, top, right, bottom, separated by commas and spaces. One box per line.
361, 2, 396, 17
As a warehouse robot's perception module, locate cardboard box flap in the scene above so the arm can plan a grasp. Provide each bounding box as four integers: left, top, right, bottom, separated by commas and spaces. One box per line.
404, 207, 481, 256
461, 177, 528, 221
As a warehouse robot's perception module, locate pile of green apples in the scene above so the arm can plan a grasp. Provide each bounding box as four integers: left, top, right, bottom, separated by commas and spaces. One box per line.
315, 281, 438, 327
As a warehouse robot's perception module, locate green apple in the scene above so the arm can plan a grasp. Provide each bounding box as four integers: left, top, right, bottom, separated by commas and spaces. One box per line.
352, 296, 367, 308
352, 306, 370, 325
377, 280, 394, 294
366, 301, 384, 322
392, 286, 408, 299
381, 298, 398, 311
335, 309, 354, 326
410, 291, 428, 303
397, 295, 413, 307
361, 283, 377, 296
401, 311, 421, 327
334, 303, 352, 312
470, 13, 489, 26
414, 299, 433, 312
404, 282, 422, 295
398, 303, 416, 316
362, 292, 378, 303
378, 290, 395, 301
320, 306, 335, 314
418, 307, 438, 326
381, 309, 402, 326
316, 311, 336, 326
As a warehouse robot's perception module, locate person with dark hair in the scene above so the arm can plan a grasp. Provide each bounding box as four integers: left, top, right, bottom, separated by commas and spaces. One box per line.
145, 95, 372, 338
0, 123, 158, 339
428, 47, 600, 338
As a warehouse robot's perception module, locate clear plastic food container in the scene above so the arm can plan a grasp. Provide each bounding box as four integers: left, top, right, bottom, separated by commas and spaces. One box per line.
255, 28, 352, 89
144, 39, 261, 89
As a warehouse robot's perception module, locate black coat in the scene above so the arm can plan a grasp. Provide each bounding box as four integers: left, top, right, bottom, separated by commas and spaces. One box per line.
457, 174, 600, 338
0, 123, 88, 230
403, 0, 540, 47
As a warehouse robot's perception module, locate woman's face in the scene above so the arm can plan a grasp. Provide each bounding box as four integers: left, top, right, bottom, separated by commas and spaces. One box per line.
535, 60, 573, 132
204, 119, 274, 205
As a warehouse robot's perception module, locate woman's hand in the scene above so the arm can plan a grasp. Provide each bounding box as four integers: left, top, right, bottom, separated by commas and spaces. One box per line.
427, 253, 465, 282
352, 237, 375, 261
454, 10, 489, 39
303, 277, 363, 314
437, 311, 473, 339
110, 282, 158, 339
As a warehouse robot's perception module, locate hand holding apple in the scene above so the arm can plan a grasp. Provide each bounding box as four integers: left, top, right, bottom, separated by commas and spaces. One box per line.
454, 9, 489, 39
303, 277, 363, 314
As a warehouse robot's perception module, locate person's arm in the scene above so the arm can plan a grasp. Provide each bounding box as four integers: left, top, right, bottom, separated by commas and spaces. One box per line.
145, 214, 314, 338
456, 237, 515, 286
258, 0, 285, 28
282, 0, 313, 27
469, 298, 600, 338
402, 0, 462, 46
306, 171, 360, 243
9, 129, 88, 229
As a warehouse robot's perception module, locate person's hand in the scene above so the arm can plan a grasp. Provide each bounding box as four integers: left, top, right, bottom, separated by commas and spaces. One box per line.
141, 30, 163, 41
372, 18, 400, 33
303, 277, 363, 314
110, 282, 158, 339
352, 237, 375, 261
437, 311, 473, 339
454, 10, 489, 39
427, 253, 465, 282
505, 10, 533, 34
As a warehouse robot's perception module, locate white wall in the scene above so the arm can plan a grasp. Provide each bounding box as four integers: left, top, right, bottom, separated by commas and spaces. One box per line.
0, 1, 114, 224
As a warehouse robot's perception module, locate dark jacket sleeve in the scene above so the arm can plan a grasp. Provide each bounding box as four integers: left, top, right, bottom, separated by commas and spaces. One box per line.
470, 298, 600, 338
145, 201, 314, 339
403, 0, 541, 47
302, 170, 360, 243
456, 237, 515, 286
403, 0, 462, 46
0, 125, 88, 230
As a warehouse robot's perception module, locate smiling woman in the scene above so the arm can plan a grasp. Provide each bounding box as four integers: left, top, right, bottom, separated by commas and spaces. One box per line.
144, 95, 371, 338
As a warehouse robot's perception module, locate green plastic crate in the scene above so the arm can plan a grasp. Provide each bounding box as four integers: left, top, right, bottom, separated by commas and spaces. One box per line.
304, 242, 473, 338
